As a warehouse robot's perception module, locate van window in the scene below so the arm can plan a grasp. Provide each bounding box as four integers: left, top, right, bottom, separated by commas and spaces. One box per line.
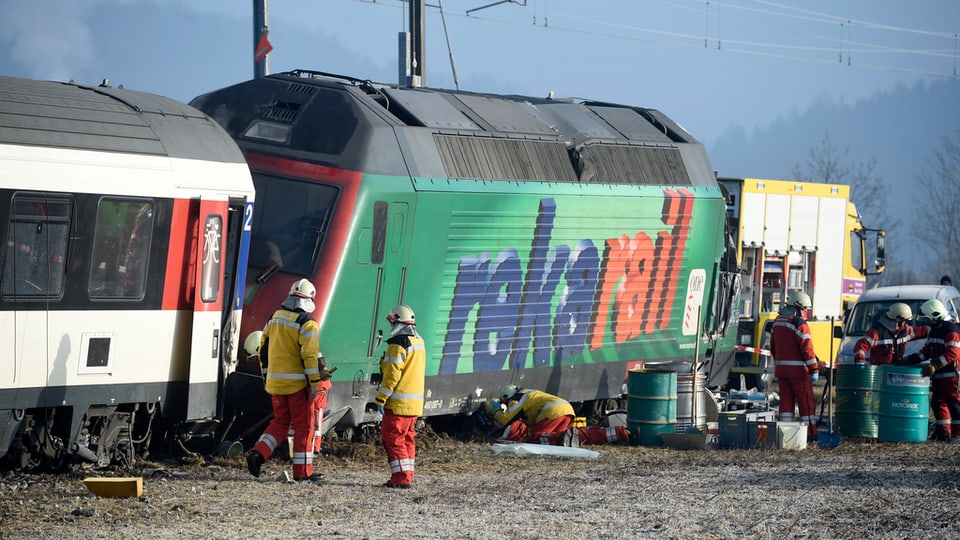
947, 296, 960, 321
845, 300, 926, 336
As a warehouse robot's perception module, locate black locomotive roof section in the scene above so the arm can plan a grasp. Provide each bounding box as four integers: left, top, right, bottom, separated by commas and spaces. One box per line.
0, 75, 245, 163
379, 84, 693, 144
205, 70, 712, 186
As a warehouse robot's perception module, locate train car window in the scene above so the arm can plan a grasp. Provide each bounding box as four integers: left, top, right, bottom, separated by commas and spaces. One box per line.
2, 195, 71, 298
200, 213, 222, 303
89, 199, 154, 299
249, 175, 339, 276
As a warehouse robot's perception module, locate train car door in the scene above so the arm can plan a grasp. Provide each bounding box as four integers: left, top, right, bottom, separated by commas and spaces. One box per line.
3, 194, 71, 391
186, 197, 228, 420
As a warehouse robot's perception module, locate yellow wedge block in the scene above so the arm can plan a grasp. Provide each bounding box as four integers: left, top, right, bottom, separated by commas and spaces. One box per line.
83, 477, 143, 498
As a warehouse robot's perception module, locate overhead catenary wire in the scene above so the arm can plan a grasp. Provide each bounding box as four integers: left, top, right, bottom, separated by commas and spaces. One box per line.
350, 0, 959, 80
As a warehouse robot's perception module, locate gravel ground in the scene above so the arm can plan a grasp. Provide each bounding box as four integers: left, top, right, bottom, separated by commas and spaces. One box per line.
2, 427, 959, 540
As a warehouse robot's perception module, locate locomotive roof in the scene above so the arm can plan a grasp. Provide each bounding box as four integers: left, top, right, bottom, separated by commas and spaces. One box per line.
192, 69, 717, 187
0, 75, 246, 164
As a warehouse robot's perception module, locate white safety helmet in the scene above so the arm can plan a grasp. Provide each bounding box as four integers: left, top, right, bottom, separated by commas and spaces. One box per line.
498, 384, 519, 402
886, 303, 912, 322
289, 278, 316, 299
244, 331, 263, 357
787, 291, 812, 310
386, 304, 415, 325
919, 299, 948, 323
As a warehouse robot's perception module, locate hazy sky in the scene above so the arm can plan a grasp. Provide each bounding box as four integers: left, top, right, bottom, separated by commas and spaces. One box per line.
0, 0, 956, 149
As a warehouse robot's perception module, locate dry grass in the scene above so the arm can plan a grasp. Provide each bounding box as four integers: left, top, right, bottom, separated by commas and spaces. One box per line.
2, 423, 959, 539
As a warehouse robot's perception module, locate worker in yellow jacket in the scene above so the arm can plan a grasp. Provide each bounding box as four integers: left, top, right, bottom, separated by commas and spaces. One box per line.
490, 385, 579, 446
246, 279, 323, 483
374, 304, 426, 489
488, 386, 630, 446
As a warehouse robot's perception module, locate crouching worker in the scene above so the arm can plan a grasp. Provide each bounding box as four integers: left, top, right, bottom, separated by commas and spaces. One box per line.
486, 385, 629, 446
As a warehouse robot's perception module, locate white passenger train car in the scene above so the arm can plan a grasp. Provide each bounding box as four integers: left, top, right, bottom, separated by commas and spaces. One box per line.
0, 76, 255, 470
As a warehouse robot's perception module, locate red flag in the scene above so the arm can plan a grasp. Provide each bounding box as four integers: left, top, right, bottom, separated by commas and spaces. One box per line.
255, 34, 273, 62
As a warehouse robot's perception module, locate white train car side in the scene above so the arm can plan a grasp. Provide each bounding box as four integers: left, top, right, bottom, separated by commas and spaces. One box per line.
0, 76, 255, 470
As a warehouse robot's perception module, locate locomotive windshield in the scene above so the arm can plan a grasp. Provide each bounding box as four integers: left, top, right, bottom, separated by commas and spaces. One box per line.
248, 174, 338, 277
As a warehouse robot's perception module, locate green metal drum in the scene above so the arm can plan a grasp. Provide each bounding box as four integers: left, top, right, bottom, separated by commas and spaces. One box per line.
626, 369, 677, 446
877, 365, 930, 443
835, 364, 879, 438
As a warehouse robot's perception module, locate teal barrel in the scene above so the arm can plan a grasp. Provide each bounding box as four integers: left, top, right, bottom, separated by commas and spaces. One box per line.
627, 369, 677, 446
877, 365, 930, 442
835, 364, 880, 438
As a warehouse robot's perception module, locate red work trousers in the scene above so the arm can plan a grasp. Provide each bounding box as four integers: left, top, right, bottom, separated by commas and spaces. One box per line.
501, 415, 573, 445
778, 376, 817, 438
578, 425, 630, 444
286, 380, 333, 453
931, 375, 960, 438
381, 409, 418, 486
253, 389, 316, 480
311, 380, 332, 452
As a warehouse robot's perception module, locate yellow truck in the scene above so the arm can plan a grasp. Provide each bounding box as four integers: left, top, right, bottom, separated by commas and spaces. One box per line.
719, 177, 886, 391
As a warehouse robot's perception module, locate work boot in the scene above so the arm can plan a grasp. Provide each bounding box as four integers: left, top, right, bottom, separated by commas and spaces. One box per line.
561, 427, 579, 448
383, 481, 412, 489
246, 451, 264, 478
295, 472, 324, 483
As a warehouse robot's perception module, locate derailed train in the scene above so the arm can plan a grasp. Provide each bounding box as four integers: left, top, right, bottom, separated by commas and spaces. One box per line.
192, 70, 740, 439
0, 70, 740, 470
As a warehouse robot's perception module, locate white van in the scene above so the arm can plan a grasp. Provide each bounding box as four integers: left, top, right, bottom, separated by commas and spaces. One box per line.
835, 284, 960, 365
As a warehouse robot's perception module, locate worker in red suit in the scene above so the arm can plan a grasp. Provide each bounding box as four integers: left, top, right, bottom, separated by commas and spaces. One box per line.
770, 291, 819, 440
853, 303, 929, 365
904, 299, 960, 442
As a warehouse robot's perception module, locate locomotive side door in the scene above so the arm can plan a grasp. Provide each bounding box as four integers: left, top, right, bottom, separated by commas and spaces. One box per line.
364, 198, 412, 359
186, 196, 228, 421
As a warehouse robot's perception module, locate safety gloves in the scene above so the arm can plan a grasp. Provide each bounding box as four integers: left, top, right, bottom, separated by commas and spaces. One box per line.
903, 353, 923, 365
482, 400, 504, 415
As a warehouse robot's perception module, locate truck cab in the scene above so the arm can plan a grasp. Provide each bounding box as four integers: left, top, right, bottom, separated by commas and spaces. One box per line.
720, 178, 885, 391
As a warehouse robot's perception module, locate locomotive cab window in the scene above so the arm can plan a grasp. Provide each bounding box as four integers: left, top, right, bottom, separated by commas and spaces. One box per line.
89, 198, 154, 299
248, 175, 338, 276
2, 195, 72, 298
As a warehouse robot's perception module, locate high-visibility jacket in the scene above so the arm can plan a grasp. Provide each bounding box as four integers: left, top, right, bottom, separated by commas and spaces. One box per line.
260, 308, 321, 395
375, 333, 426, 417
853, 323, 929, 365
493, 390, 575, 428
919, 321, 960, 377
771, 314, 818, 378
